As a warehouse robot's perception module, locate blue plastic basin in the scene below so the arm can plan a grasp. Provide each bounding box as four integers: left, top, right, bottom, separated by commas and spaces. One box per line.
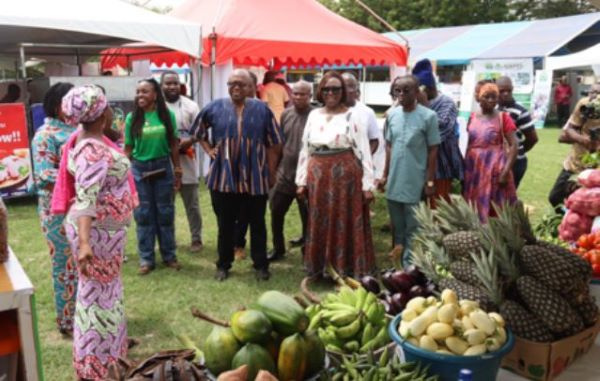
388, 314, 515, 381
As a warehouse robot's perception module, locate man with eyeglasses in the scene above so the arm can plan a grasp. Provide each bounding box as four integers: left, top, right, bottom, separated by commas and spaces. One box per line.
267, 80, 313, 262
550, 82, 600, 212
193, 69, 284, 281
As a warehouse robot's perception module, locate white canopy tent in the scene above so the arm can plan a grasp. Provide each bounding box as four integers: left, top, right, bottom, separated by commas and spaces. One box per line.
546, 42, 600, 72
0, 0, 201, 75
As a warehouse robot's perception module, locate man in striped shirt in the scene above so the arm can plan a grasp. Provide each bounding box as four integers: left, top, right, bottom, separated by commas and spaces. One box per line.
497, 76, 538, 188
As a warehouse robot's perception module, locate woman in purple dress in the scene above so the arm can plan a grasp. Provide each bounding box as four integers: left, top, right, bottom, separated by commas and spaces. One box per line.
62, 85, 136, 380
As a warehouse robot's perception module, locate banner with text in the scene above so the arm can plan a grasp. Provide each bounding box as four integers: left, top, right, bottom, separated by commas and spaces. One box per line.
531, 70, 553, 129
0, 103, 33, 198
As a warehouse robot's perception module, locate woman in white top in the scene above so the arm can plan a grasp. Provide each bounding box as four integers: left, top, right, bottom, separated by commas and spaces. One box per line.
296, 71, 375, 277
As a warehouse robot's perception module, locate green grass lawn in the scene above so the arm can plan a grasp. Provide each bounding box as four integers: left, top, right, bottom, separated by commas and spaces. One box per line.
6, 127, 569, 378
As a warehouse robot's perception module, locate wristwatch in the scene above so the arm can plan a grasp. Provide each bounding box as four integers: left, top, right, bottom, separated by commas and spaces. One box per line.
427, 181, 435, 187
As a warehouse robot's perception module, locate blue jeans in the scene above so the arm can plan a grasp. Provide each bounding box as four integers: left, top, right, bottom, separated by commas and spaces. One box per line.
387, 199, 418, 267
132, 157, 176, 267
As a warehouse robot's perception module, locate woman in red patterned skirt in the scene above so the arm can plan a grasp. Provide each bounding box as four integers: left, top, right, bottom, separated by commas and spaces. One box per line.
296, 71, 375, 277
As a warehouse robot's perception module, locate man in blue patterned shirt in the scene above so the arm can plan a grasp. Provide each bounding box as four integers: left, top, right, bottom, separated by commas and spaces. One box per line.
193, 69, 284, 281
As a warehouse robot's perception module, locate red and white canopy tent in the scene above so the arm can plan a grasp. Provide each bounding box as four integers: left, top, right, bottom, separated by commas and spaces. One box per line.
101, 0, 407, 102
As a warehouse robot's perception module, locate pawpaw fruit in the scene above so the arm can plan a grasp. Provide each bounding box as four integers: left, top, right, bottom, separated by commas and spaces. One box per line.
204, 326, 240, 375
231, 343, 276, 381
277, 333, 307, 381
255, 291, 309, 336
231, 309, 273, 344
304, 330, 326, 378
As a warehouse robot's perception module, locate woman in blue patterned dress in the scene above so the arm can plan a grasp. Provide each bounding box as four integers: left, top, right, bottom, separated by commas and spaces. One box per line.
31, 82, 77, 336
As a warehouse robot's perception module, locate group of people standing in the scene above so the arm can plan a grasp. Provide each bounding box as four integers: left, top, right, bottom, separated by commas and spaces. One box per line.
30, 60, 545, 379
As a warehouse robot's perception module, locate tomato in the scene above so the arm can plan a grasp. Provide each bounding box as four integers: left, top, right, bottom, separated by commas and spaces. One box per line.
592, 252, 600, 266
583, 252, 593, 262
592, 263, 600, 276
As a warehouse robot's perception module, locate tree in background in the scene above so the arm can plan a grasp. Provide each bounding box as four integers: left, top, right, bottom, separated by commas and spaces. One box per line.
318, 0, 597, 32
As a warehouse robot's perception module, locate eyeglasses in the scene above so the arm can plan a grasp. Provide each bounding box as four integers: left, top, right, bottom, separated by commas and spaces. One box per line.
321, 86, 342, 94
227, 81, 247, 88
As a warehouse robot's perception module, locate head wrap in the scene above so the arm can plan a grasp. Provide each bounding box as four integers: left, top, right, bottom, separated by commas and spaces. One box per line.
478, 83, 499, 98
61, 85, 108, 126
412, 59, 435, 88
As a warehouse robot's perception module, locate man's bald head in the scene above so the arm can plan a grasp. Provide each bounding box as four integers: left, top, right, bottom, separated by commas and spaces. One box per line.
293, 80, 312, 93
291, 80, 312, 111
342, 72, 359, 106
227, 69, 251, 104
497, 76, 514, 106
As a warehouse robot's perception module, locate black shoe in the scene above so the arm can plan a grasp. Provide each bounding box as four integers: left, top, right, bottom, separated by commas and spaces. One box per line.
255, 268, 271, 281
267, 249, 285, 262
289, 236, 304, 247
215, 268, 229, 281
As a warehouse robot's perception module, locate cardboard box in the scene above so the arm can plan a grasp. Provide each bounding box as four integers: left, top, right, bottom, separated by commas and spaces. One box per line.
501, 319, 600, 380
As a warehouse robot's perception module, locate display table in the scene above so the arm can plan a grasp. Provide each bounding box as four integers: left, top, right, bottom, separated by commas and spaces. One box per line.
0, 248, 43, 380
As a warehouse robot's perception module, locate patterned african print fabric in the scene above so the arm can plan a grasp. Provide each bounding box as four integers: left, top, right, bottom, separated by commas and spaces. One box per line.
66, 138, 134, 380
31, 117, 78, 333
463, 112, 517, 221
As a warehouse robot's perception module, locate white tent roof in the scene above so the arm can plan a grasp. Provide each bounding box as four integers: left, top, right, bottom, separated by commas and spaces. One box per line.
546, 43, 600, 71
0, 0, 201, 57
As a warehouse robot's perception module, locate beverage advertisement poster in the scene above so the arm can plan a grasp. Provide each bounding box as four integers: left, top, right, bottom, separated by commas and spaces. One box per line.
0, 103, 33, 198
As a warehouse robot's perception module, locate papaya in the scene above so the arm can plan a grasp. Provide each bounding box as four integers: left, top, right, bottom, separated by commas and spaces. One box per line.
264, 332, 282, 364
204, 326, 240, 375
277, 333, 307, 381
231, 343, 276, 381
255, 291, 309, 336
230, 309, 273, 344
303, 330, 326, 378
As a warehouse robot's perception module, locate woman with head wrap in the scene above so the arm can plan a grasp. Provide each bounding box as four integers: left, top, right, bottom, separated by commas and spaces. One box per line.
463, 83, 518, 221
412, 59, 464, 207
31, 82, 77, 336
62, 85, 136, 380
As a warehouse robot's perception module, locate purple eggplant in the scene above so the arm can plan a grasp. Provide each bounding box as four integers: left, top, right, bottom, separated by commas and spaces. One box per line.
391, 293, 407, 313
390, 270, 416, 292
409, 284, 427, 299
360, 275, 381, 294
405, 264, 428, 286
381, 270, 396, 292
382, 300, 394, 315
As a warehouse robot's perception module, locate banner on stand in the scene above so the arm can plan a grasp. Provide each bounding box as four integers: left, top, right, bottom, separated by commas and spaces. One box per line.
0, 103, 33, 198
531, 70, 553, 129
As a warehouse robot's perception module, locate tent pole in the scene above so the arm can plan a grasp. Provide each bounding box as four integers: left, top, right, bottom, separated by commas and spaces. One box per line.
210, 29, 217, 102
76, 49, 82, 76
19, 45, 26, 79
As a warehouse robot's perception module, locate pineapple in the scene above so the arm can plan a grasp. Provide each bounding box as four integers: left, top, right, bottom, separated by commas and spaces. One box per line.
513, 200, 537, 244
412, 202, 444, 246
519, 245, 586, 296
435, 195, 481, 234
537, 240, 592, 282
489, 203, 525, 254
442, 231, 482, 260
572, 294, 599, 327
438, 277, 495, 312
499, 300, 554, 342
516, 276, 583, 335
449, 260, 483, 287
471, 250, 554, 342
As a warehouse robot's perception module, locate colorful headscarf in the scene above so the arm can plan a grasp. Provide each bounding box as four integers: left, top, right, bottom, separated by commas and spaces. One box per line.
412, 59, 435, 88
478, 83, 499, 98
61, 85, 108, 126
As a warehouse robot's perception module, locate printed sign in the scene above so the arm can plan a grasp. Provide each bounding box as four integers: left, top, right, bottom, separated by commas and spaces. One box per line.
531, 70, 553, 129
470, 58, 534, 94
0, 104, 33, 198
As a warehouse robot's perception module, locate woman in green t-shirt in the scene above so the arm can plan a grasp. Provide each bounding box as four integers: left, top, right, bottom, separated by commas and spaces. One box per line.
125, 78, 182, 275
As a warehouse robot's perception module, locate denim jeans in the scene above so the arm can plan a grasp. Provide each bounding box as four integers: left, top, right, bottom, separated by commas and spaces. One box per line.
131, 157, 176, 267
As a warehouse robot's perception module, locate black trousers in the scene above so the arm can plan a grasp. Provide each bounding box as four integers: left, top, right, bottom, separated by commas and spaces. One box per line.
548, 168, 576, 214
211, 191, 269, 271
557, 104, 570, 127
269, 190, 308, 255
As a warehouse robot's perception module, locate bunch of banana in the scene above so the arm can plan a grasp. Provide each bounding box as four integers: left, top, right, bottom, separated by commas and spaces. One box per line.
324, 347, 439, 381
306, 286, 390, 354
